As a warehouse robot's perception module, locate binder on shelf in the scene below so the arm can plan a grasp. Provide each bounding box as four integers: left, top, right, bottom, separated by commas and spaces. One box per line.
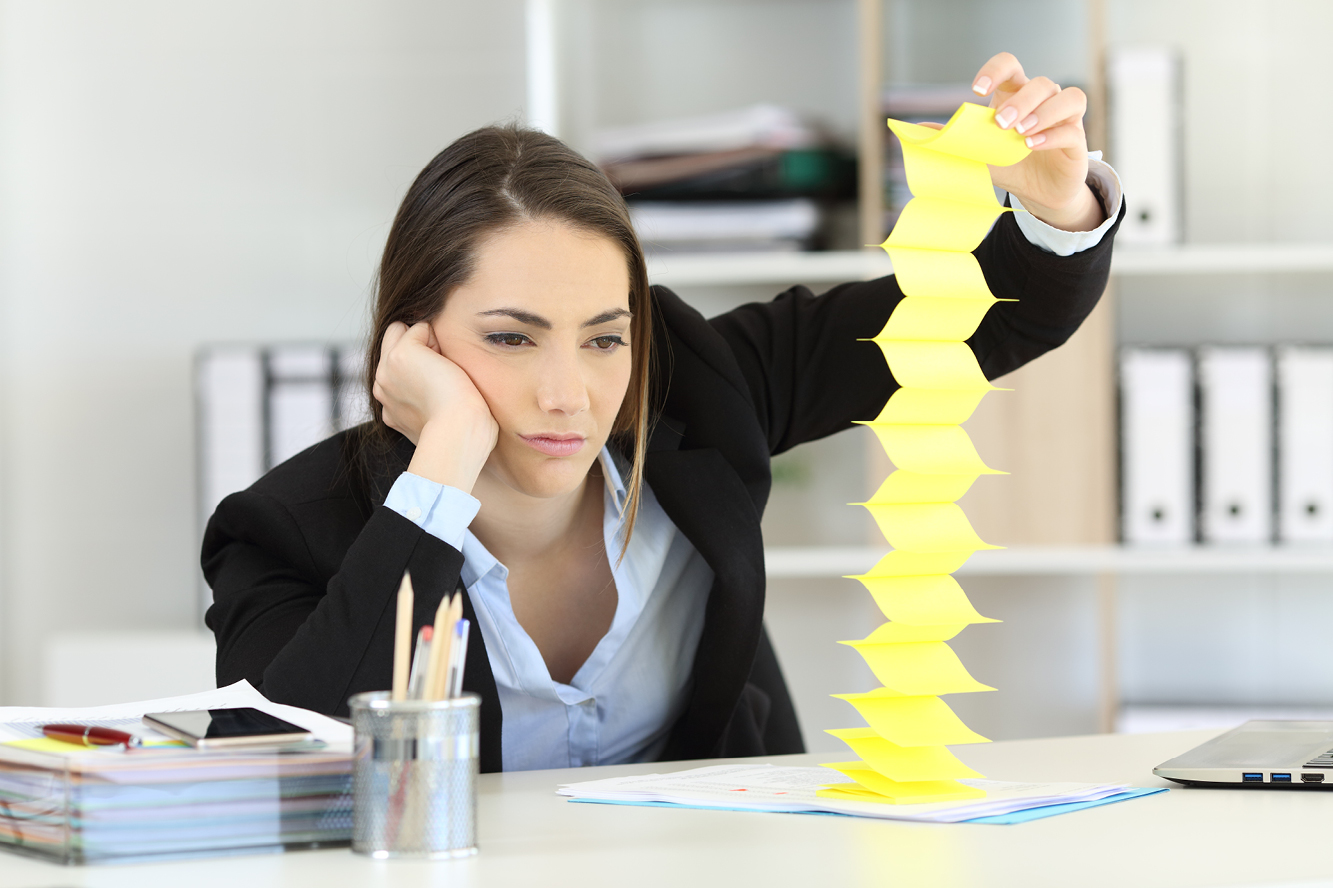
336, 348, 371, 431
268, 345, 336, 468
197, 348, 265, 537
196, 343, 367, 618
1198, 346, 1274, 544
1276, 346, 1333, 542
1120, 348, 1194, 544
1107, 45, 1182, 246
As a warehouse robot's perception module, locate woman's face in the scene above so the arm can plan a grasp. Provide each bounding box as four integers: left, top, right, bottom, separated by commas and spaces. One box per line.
430, 219, 633, 503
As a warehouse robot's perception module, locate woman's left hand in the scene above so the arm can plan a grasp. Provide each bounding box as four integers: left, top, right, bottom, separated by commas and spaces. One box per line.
970, 52, 1105, 233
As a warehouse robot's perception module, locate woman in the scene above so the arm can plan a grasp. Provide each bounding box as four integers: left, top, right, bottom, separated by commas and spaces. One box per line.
204, 54, 1124, 773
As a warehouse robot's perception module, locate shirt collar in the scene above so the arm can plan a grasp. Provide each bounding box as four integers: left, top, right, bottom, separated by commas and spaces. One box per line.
599, 445, 628, 520
460, 445, 627, 588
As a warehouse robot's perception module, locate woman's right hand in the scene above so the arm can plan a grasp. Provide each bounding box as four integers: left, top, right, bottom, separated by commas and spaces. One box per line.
373, 321, 499, 492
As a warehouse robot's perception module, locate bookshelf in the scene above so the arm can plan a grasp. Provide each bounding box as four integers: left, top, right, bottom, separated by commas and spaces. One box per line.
765, 544, 1333, 579
533, 0, 1333, 741
646, 243, 1333, 288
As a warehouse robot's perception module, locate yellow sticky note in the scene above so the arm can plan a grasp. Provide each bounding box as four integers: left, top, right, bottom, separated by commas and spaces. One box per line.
851, 573, 998, 625
854, 550, 976, 578
884, 247, 994, 300
840, 640, 995, 696
887, 102, 1030, 167
826, 727, 983, 781
885, 197, 1007, 253
865, 424, 1003, 475
862, 502, 999, 553
897, 140, 999, 205
878, 296, 997, 342
865, 470, 979, 505
856, 621, 966, 643
832, 690, 990, 746
873, 340, 993, 390
820, 764, 987, 804
870, 387, 991, 425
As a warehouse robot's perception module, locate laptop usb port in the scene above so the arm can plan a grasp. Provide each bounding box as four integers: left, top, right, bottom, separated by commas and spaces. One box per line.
1302, 773, 1325, 784
1272, 773, 1292, 782
1242, 773, 1263, 782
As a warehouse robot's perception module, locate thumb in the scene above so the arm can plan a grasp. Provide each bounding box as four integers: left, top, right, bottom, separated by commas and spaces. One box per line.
404, 321, 434, 348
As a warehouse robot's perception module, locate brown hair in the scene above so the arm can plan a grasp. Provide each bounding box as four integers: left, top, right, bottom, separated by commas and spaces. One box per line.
362, 124, 655, 551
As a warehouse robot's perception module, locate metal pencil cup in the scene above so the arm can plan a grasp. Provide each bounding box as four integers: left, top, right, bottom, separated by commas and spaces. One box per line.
349, 691, 480, 859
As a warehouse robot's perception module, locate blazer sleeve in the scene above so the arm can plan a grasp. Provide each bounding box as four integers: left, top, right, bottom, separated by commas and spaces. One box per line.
203, 491, 465, 716
706, 204, 1124, 455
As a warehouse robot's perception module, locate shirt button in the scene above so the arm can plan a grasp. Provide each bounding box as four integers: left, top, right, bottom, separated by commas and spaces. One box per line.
405, 506, 422, 521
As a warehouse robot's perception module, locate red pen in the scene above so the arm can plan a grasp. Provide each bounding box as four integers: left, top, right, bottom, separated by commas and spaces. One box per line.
41, 724, 141, 749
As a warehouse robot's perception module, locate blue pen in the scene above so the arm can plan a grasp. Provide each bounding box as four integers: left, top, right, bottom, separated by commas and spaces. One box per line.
446, 619, 470, 698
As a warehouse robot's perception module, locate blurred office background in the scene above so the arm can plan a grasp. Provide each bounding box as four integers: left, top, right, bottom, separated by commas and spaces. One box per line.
4, 0, 1333, 754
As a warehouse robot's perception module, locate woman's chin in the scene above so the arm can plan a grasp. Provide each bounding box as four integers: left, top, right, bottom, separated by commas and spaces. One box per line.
489, 453, 597, 501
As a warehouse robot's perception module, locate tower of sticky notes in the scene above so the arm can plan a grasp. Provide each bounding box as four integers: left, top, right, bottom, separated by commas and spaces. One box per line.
819, 103, 1030, 806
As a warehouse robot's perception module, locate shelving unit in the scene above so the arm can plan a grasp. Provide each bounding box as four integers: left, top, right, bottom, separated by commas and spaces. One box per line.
647, 243, 1333, 288
534, 0, 1333, 744
765, 544, 1333, 579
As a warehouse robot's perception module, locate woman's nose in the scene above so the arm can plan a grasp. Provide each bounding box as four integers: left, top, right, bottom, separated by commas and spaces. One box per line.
535, 348, 590, 416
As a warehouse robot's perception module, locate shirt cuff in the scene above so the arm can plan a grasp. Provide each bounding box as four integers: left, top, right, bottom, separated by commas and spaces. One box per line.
383, 471, 480, 551
1009, 153, 1124, 257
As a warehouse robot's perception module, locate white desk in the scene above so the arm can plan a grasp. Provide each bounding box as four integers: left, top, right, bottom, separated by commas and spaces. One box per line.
5, 729, 1333, 888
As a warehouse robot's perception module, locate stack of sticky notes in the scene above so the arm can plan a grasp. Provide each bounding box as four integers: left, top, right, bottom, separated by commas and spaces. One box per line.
824, 102, 1031, 805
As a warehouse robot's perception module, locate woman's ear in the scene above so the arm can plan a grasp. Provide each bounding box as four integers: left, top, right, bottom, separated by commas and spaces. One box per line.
426, 322, 443, 354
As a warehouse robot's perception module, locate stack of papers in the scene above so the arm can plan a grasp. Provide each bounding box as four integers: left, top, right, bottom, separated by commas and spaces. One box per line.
0, 681, 353, 864
558, 764, 1164, 824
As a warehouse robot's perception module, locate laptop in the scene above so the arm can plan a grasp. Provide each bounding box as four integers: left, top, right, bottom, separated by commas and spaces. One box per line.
1154, 720, 1333, 787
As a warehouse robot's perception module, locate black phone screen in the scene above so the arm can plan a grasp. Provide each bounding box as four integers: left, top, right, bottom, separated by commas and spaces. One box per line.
148, 707, 309, 740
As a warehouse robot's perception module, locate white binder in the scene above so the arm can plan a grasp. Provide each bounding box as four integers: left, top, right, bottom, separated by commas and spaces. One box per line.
1276, 346, 1333, 542
336, 347, 371, 431
267, 346, 335, 467
1108, 46, 1182, 246
1198, 347, 1273, 544
197, 348, 265, 527
1120, 348, 1194, 544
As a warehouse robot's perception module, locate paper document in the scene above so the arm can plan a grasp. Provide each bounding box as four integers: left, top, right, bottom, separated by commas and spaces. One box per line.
0, 679, 351, 752
558, 764, 1138, 824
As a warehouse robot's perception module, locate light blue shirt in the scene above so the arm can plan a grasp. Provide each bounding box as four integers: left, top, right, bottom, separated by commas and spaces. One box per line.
382, 157, 1122, 771
385, 448, 712, 771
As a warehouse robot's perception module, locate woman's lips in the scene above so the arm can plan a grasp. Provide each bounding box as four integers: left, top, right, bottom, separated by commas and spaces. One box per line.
519, 434, 586, 457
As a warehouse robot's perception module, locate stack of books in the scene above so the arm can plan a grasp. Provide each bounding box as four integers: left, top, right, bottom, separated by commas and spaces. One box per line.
0, 681, 353, 864
593, 104, 856, 254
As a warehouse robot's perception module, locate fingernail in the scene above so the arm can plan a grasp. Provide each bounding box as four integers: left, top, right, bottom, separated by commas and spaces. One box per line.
1015, 114, 1038, 135
995, 107, 1017, 128
972, 76, 992, 96
1025, 133, 1046, 148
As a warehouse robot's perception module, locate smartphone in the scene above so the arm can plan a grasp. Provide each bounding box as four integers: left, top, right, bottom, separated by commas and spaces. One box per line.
142, 707, 315, 749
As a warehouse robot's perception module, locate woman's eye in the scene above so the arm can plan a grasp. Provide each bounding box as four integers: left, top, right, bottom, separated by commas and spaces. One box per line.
486, 332, 531, 348
588, 335, 627, 351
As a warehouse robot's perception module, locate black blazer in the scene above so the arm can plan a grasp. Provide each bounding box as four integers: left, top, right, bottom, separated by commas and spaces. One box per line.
203, 207, 1123, 773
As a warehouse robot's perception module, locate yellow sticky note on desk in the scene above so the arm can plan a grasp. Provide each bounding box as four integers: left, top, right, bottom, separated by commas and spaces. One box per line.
819, 762, 986, 804
825, 101, 1027, 804
833, 690, 991, 747
825, 727, 982, 781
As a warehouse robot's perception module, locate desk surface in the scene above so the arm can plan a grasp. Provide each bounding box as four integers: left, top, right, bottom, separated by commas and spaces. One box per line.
5, 729, 1333, 888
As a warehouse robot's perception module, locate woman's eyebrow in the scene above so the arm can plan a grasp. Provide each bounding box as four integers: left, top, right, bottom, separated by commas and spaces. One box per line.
477, 308, 552, 329
581, 308, 632, 328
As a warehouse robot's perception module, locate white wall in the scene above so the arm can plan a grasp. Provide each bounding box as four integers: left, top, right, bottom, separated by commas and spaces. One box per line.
0, 0, 527, 704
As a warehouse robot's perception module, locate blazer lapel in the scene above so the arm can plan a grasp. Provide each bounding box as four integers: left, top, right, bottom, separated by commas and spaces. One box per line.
645, 428, 767, 761
349, 427, 506, 771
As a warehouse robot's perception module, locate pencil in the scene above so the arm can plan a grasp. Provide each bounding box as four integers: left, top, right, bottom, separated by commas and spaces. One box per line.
391, 571, 414, 701
424, 593, 453, 701
429, 594, 464, 700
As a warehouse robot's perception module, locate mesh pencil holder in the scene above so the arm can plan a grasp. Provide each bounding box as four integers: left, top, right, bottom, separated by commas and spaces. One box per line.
349, 691, 480, 859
